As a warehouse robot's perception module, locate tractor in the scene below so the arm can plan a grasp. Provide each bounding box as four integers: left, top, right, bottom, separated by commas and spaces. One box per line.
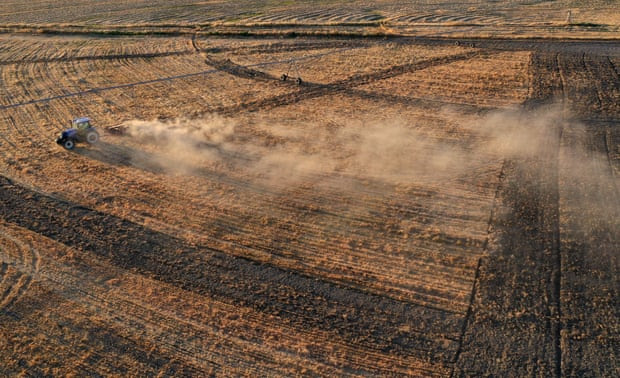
56, 117, 100, 150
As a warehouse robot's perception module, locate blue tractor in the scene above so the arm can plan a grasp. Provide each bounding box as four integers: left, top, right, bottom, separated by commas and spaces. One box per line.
56, 117, 100, 150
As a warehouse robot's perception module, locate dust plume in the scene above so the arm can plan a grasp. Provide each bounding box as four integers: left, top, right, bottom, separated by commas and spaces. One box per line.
118, 107, 618, 230
339, 119, 475, 184
121, 116, 236, 173
465, 104, 618, 237
469, 105, 565, 158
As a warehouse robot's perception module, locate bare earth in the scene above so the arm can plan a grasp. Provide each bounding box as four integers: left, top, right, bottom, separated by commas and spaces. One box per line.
0, 1, 618, 376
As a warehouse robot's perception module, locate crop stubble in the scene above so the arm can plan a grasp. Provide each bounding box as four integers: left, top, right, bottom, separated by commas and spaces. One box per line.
0, 31, 617, 376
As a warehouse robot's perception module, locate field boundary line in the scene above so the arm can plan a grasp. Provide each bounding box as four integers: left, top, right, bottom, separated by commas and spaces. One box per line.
449, 158, 506, 376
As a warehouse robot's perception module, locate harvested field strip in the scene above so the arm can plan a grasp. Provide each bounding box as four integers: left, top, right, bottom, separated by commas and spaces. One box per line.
0, 50, 196, 66
0, 36, 192, 63
0, 176, 462, 363
0, 46, 360, 111
360, 50, 530, 108
0, 117, 495, 316
12, 220, 444, 374
228, 43, 475, 86
103, 165, 484, 310
342, 89, 497, 113
209, 51, 482, 116
0, 88, 494, 316
0, 65, 217, 110
154, 180, 477, 311
0, 177, 480, 316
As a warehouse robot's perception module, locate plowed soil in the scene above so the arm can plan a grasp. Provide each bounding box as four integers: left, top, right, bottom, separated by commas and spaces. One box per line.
0, 2, 618, 376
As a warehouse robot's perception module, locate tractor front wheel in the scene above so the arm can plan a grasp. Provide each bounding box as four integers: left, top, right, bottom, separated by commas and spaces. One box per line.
63, 139, 75, 150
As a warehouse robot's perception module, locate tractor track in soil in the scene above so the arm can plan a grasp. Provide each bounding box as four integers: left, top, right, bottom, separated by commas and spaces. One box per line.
449, 157, 507, 377
1, 248, 336, 375
2, 285, 208, 376
0, 228, 40, 313
192, 34, 368, 55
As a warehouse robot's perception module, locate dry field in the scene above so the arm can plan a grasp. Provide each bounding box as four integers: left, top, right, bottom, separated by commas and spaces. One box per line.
0, 0, 619, 38
0, 1, 618, 377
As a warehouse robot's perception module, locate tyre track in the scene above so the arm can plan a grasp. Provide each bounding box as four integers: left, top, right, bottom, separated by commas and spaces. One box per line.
0, 228, 40, 312
1, 289, 202, 376
583, 55, 620, 119
202, 40, 369, 55
0, 262, 7, 285
450, 159, 506, 377
0, 227, 232, 375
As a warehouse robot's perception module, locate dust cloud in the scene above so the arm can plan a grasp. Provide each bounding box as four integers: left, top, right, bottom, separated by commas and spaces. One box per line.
121, 116, 236, 173
339, 120, 475, 183
120, 115, 477, 184
467, 104, 618, 236
471, 105, 565, 158
119, 106, 617, 225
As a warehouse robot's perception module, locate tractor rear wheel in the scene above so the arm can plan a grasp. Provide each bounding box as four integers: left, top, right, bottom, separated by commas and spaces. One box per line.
86, 131, 99, 144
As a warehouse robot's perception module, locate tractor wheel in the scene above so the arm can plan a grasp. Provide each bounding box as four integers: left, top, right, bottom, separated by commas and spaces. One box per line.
63, 139, 75, 150
86, 131, 99, 144
296, 77, 303, 85
281, 74, 288, 81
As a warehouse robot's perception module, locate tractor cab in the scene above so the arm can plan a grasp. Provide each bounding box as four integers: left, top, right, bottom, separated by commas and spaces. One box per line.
74, 117, 92, 131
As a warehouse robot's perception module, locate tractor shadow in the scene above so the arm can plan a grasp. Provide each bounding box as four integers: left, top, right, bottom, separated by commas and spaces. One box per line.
73, 141, 167, 174
73, 140, 255, 179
